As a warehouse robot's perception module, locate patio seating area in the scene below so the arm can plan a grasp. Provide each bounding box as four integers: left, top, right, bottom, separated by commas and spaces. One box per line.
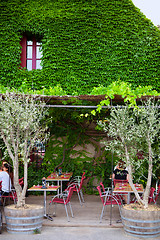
1, 188, 160, 232
26, 193, 122, 227
0, 192, 122, 228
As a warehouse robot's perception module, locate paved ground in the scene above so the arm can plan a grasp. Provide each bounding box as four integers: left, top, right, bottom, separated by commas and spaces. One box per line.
1, 193, 123, 227
1, 226, 144, 240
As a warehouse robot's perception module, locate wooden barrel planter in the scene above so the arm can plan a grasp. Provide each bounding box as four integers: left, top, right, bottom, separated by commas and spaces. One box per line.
121, 206, 160, 238
4, 204, 44, 234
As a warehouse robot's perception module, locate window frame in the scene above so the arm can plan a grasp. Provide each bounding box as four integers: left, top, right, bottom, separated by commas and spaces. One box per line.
20, 35, 42, 70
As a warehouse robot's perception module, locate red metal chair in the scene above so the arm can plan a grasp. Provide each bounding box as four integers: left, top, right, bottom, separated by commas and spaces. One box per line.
130, 186, 155, 204
1, 178, 24, 206
148, 187, 156, 204
48, 186, 75, 222
100, 182, 123, 203
100, 182, 111, 193
19, 177, 24, 187
1, 189, 17, 206
97, 186, 122, 223
67, 172, 85, 186
66, 173, 86, 205
154, 185, 160, 204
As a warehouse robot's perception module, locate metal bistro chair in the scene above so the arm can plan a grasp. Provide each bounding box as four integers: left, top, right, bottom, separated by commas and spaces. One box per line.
66, 174, 86, 206
1, 178, 24, 206
97, 186, 122, 223
154, 185, 160, 204
100, 182, 111, 193
148, 187, 156, 204
1, 188, 17, 207
48, 186, 75, 222
100, 182, 123, 203
130, 186, 156, 204
67, 172, 85, 186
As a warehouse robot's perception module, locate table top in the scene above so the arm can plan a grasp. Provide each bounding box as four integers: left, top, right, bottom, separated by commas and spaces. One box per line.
28, 185, 60, 191
46, 172, 73, 181
113, 183, 144, 193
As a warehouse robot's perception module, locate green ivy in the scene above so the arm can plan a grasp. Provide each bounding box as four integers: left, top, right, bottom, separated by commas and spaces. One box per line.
0, 0, 160, 94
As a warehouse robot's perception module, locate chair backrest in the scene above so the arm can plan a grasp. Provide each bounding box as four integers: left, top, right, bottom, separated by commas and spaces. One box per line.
154, 185, 160, 203
148, 187, 155, 204
97, 186, 104, 204
1, 188, 17, 205
78, 175, 86, 192
19, 177, 24, 187
113, 179, 128, 186
19, 177, 24, 182
65, 186, 75, 204
100, 182, 105, 192
81, 172, 85, 178
97, 185, 121, 206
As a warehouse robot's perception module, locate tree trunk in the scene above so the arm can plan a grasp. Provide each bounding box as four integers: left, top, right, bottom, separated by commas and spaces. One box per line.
142, 139, 152, 208
21, 160, 28, 206
13, 160, 22, 207
124, 144, 144, 205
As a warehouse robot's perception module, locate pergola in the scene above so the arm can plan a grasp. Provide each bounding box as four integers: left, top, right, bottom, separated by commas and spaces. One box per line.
37, 94, 160, 108
38, 93, 160, 224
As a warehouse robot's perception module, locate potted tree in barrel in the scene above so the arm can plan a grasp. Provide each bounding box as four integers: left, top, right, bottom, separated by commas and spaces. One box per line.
0, 91, 49, 233
98, 98, 160, 238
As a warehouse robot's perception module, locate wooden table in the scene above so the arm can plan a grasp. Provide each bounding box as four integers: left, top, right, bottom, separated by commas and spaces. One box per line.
46, 172, 73, 194
113, 183, 144, 204
28, 185, 60, 220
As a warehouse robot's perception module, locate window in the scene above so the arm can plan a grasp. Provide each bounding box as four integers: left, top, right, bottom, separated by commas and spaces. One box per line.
20, 35, 42, 70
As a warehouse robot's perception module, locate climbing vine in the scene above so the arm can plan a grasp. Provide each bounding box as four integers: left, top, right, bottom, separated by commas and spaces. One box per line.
0, 0, 160, 93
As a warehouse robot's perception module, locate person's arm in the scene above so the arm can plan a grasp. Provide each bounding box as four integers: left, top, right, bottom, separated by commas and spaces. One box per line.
0, 172, 2, 181
126, 173, 129, 182
112, 173, 115, 180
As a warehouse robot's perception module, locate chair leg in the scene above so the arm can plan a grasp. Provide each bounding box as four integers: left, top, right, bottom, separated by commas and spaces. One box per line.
64, 204, 70, 222
2, 197, 6, 207
80, 189, 85, 203
68, 202, 74, 218
53, 203, 57, 217
77, 190, 82, 206
48, 201, 52, 216
100, 204, 106, 223
11, 191, 17, 204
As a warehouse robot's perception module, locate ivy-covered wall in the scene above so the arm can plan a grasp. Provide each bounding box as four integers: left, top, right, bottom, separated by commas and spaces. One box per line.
42, 114, 115, 191
0, 0, 160, 94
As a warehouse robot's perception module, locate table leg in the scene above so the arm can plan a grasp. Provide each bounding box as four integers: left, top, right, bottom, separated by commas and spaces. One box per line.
61, 181, 62, 194
127, 192, 130, 204
44, 190, 46, 216
57, 180, 59, 195
43, 191, 53, 221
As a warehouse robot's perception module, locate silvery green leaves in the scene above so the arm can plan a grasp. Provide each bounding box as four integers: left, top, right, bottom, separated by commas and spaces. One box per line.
0, 92, 49, 164
0, 91, 50, 207
99, 106, 139, 165
98, 99, 160, 207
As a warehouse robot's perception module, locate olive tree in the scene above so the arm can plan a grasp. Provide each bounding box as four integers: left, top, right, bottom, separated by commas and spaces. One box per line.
98, 99, 160, 208
0, 92, 49, 207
